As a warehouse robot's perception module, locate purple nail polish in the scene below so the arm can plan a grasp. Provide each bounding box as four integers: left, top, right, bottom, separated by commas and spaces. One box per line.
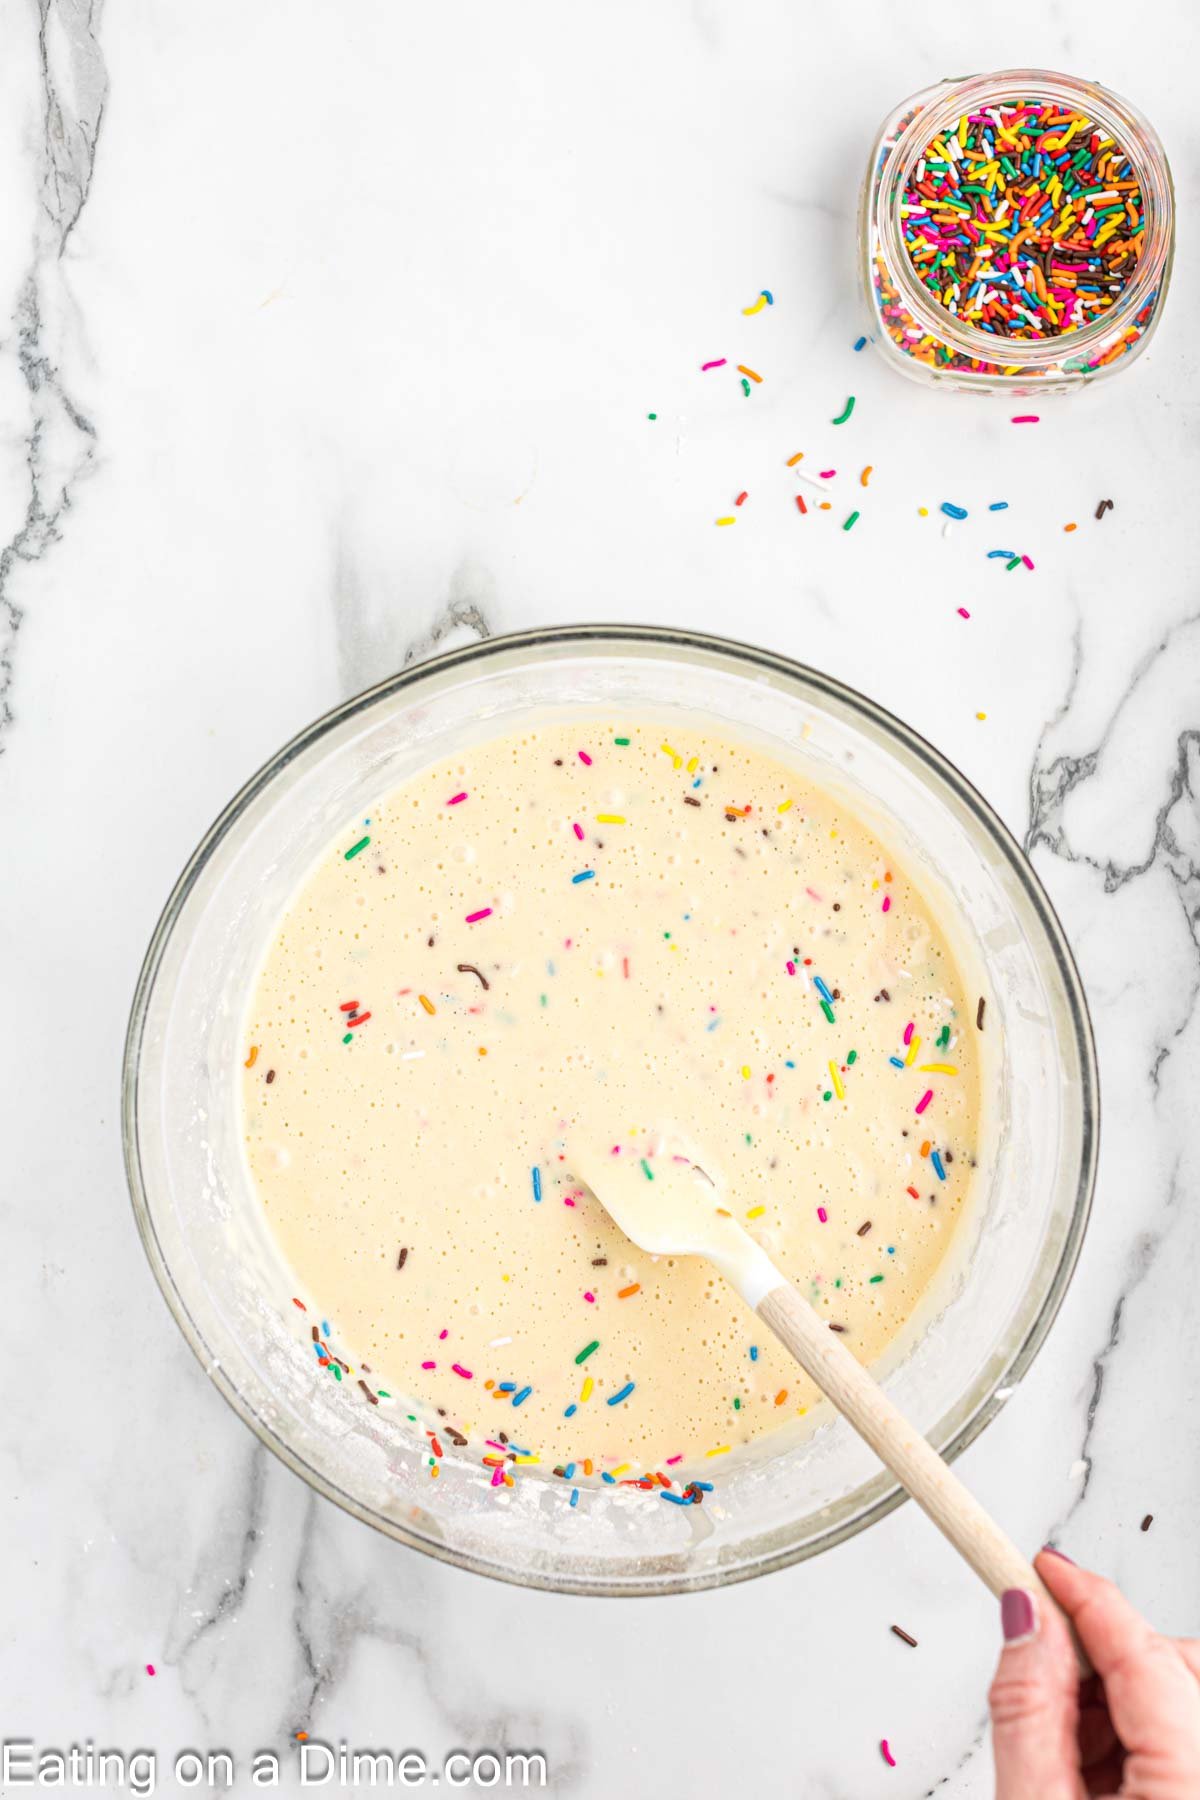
1001, 1588, 1038, 1643
1041, 1545, 1075, 1564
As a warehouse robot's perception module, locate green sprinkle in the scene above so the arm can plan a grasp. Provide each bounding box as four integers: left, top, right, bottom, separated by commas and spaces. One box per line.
575, 1341, 600, 1365
820, 1000, 836, 1025
741, 378, 751, 397
834, 1277, 842, 1288
733, 1396, 741, 1410
614, 737, 631, 746
342, 1032, 352, 1044
344, 835, 370, 860
332, 1364, 342, 1380
377, 1389, 390, 1398
869, 1274, 884, 1284
831, 395, 856, 425
1006, 556, 1021, 571
843, 510, 860, 532
846, 1049, 857, 1065
937, 1025, 950, 1048
641, 1159, 654, 1180
648, 412, 657, 420
539, 994, 548, 1006
823, 1090, 832, 1102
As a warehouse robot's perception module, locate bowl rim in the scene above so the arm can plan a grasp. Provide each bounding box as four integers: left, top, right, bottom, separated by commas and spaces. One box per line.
122, 623, 1099, 1595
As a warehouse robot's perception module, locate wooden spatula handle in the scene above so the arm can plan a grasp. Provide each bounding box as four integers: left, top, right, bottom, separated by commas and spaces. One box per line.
757, 1282, 1085, 1666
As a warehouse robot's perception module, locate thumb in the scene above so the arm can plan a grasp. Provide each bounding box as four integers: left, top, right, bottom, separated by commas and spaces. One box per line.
989, 1585, 1085, 1800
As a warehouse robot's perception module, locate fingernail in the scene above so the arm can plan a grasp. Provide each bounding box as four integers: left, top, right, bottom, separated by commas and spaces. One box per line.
1001, 1588, 1038, 1644
1041, 1545, 1075, 1564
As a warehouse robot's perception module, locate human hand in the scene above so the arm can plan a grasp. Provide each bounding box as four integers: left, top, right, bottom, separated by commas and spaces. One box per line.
990, 1549, 1200, 1798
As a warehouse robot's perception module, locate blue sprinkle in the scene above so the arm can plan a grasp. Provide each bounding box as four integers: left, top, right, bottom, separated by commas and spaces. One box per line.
932, 1150, 947, 1181
692, 776, 702, 789
572, 870, 596, 884
749, 1345, 759, 1361
692, 1480, 714, 1491
785, 1059, 795, 1069
532, 1166, 542, 1202
987, 549, 1016, 559
887, 1246, 895, 1254
889, 1055, 905, 1069
661, 1490, 690, 1505
498, 1381, 517, 1392
853, 335, 867, 351
706, 1017, 721, 1031
312, 1341, 324, 1358
762, 290, 774, 304
601, 1470, 616, 1484
512, 1385, 532, 1407
940, 502, 968, 520
546, 959, 556, 976
570, 1488, 579, 1507
321, 1321, 330, 1337
813, 976, 834, 1004
563, 1403, 577, 1417
607, 1381, 635, 1406
509, 1443, 531, 1456
564, 1462, 576, 1479
989, 501, 1009, 511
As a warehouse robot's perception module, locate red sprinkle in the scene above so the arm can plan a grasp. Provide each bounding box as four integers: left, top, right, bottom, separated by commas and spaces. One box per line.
346, 1010, 372, 1028
906, 1185, 920, 1199
292, 1297, 306, 1310
734, 491, 748, 506
795, 494, 807, 515
338, 1001, 359, 1013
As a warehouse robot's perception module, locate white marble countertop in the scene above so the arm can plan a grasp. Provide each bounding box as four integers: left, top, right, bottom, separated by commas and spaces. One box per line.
4, 3, 1199, 1795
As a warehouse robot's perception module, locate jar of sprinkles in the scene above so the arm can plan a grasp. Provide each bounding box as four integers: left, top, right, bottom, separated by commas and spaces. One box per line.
860, 70, 1174, 392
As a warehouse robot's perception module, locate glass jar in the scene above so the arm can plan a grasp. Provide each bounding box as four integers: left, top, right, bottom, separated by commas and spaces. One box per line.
860, 69, 1174, 393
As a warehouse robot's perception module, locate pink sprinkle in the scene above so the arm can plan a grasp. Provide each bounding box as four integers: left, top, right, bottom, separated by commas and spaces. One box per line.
563, 1196, 576, 1207
610, 1144, 621, 1155
903, 1023, 914, 1044
819, 469, 836, 479
145, 1664, 156, 1677
881, 895, 891, 913
421, 1360, 437, 1369
701, 358, 727, 371
438, 1328, 449, 1340
666, 1454, 683, 1465
915, 1089, 933, 1115
622, 957, 631, 979
446, 792, 468, 805
465, 907, 493, 924
805, 886, 823, 902
957, 607, 971, 619
486, 1440, 506, 1451
491, 1464, 505, 1487
1011, 415, 1039, 424
573, 822, 584, 840
451, 1363, 473, 1379
881, 1739, 896, 1768
578, 750, 592, 765
817, 1206, 828, 1223
584, 1291, 595, 1303
786, 960, 796, 976
1021, 554, 1035, 570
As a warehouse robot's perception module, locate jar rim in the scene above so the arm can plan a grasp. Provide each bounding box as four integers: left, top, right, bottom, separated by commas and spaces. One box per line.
877, 69, 1174, 369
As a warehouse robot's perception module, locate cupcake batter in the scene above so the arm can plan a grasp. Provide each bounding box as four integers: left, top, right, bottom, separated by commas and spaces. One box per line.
242, 722, 982, 1473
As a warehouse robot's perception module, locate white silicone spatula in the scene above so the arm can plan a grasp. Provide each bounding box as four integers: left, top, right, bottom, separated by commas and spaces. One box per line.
575, 1136, 1077, 1654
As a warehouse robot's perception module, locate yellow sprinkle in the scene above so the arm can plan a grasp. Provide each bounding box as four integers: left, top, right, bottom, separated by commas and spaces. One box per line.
742, 292, 767, 315
418, 994, 436, 1015
580, 1376, 594, 1403
430, 1464, 440, 1479
746, 1206, 765, 1219
828, 1060, 845, 1100
904, 1034, 921, 1067
741, 1065, 751, 1080
686, 756, 699, 773
611, 1463, 631, 1477
918, 506, 929, 517
976, 711, 987, 720
777, 798, 793, 813
918, 1063, 958, 1076
595, 813, 626, 824
501, 1274, 510, 1282
660, 742, 682, 767
706, 1445, 731, 1457
716, 516, 736, 526
513, 1454, 540, 1464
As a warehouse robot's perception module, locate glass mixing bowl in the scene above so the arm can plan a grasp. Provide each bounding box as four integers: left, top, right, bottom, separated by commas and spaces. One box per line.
123, 626, 1097, 1595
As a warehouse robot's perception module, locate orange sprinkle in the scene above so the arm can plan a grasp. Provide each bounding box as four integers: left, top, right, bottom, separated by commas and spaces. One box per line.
774, 1389, 788, 1406
818, 501, 832, 510
1064, 522, 1077, 532
583, 1458, 594, 1475
617, 1283, 641, 1299
477, 1046, 488, 1055
419, 994, 436, 1015
736, 364, 762, 383
244, 1045, 259, 1068
920, 1140, 931, 1157
884, 870, 893, 882
295, 1733, 308, 1744
860, 465, 873, 488
786, 451, 804, 467
429, 1464, 440, 1479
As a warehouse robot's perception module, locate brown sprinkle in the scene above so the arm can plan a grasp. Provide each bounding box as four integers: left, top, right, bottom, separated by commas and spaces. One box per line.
358, 1380, 379, 1406
265, 1068, 276, 1084
397, 1247, 409, 1271
683, 795, 702, 807
828, 1323, 846, 1333
1141, 1513, 1154, 1532
456, 962, 490, 990
311, 1325, 320, 1342
976, 995, 986, 1031
891, 1625, 918, 1648
857, 1220, 872, 1237
591, 1257, 608, 1266
1095, 498, 1114, 520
